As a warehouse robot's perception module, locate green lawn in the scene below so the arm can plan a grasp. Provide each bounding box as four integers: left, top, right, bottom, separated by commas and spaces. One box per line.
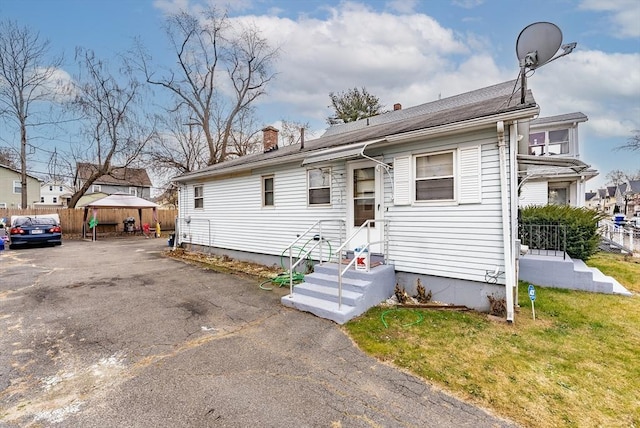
344, 254, 640, 428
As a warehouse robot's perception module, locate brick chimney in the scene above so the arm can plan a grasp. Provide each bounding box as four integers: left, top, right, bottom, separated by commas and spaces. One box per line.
262, 126, 279, 153
393, 103, 402, 111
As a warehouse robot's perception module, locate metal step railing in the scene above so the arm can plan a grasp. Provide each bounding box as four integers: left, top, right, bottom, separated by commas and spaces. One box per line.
283, 219, 345, 295
334, 219, 389, 309
518, 223, 567, 259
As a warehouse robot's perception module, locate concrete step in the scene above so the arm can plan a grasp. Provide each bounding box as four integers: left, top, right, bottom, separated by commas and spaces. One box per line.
302, 271, 370, 292
294, 282, 364, 306
519, 254, 632, 296
281, 293, 358, 325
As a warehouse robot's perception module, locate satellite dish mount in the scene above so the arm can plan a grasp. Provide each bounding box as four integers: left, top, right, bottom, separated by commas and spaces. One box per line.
515, 22, 576, 104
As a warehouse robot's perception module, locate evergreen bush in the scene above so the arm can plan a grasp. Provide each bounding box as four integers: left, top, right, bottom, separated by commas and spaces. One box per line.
519, 205, 605, 260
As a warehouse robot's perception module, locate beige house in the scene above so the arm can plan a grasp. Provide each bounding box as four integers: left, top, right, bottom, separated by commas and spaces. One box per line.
0, 164, 42, 209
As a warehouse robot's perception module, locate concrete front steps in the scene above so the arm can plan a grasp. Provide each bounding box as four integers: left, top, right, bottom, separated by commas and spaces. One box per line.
519, 254, 632, 296
281, 262, 396, 324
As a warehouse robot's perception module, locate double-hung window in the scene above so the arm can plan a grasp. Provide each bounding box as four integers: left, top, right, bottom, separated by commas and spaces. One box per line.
194, 185, 204, 209
308, 167, 331, 205
262, 176, 274, 207
415, 152, 454, 201
13, 180, 21, 194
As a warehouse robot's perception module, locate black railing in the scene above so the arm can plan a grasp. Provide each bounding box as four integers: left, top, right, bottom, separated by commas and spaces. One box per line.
518, 224, 567, 259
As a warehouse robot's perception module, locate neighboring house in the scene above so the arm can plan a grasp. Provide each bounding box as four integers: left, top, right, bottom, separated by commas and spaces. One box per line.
586, 186, 617, 214
585, 191, 598, 210
75, 163, 153, 200
0, 164, 42, 209
615, 180, 640, 217
35, 181, 74, 207
518, 112, 598, 208
173, 80, 542, 323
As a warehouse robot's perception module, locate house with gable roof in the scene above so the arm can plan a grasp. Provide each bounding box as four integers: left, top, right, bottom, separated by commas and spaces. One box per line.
74, 163, 153, 200
174, 80, 547, 324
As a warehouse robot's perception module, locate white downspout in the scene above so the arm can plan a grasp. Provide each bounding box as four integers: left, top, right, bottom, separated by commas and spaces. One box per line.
497, 121, 515, 323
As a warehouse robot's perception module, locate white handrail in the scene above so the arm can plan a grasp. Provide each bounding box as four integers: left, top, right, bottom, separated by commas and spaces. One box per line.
336, 219, 389, 309
284, 219, 345, 295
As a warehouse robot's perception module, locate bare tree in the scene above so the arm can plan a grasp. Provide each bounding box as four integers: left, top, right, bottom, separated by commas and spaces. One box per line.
0, 146, 19, 169
66, 48, 154, 208
606, 170, 627, 186
616, 130, 640, 152
147, 106, 208, 176
0, 20, 63, 207
135, 7, 278, 166
279, 119, 311, 147
226, 107, 262, 158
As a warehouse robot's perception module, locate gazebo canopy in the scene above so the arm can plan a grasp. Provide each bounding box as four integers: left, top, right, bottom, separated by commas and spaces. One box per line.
79, 193, 159, 240
79, 193, 159, 208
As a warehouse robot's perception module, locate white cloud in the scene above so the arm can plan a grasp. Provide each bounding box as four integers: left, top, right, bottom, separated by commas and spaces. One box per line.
230, 2, 478, 128
529, 49, 640, 138
580, 0, 640, 38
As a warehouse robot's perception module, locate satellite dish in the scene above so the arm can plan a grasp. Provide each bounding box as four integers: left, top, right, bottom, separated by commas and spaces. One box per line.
515, 22, 575, 104
516, 22, 563, 70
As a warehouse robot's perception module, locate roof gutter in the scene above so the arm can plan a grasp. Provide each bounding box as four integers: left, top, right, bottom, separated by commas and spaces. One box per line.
173, 151, 309, 183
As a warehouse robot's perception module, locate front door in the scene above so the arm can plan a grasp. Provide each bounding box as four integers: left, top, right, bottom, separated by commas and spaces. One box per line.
346, 160, 384, 254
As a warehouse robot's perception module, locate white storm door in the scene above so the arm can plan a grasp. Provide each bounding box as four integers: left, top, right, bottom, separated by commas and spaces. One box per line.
346, 160, 384, 254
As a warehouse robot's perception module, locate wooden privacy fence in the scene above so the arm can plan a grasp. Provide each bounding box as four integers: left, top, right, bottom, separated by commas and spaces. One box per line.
0, 208, 177, 234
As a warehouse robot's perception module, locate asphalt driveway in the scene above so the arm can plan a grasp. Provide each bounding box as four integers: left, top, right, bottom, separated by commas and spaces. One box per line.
0, 238, 517, 427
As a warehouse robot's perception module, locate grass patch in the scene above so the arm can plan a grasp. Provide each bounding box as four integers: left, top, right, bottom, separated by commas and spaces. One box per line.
586, 252, 640, 293
345, 281, 640, 428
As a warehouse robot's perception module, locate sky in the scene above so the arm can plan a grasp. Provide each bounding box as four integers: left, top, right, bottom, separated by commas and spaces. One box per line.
1, 0, 639, 192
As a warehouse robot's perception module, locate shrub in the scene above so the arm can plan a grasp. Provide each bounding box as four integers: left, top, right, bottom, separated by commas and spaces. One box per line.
519, 205, 605, 260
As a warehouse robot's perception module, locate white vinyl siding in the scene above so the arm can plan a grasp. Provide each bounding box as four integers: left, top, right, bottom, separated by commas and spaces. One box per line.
382, 129, 508, 283
519, 181, 548, 207
178, 127, 511, 285
179, 162, 347, 259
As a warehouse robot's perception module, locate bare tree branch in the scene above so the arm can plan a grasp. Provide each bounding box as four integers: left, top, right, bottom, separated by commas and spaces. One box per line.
0, 19, 63, 207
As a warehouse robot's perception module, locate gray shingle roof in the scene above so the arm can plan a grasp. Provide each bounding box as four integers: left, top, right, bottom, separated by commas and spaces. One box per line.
530, 112, 588, 127
175, 80, 537, 182
77, 163, 152, 187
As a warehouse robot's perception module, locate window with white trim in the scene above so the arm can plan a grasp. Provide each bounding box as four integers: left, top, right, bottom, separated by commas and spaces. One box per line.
394, 146, 481, 205
129, 187, 137, 197
194, 185, 204, 209
308, 167, 331, 205
92, 184, 101, 192
53, 197, 57, 204
415, 152, 454, 201
529, 129, 570, 156
40, 197, 45, 203
262, 176, 274, 207
13, 180, 21, 194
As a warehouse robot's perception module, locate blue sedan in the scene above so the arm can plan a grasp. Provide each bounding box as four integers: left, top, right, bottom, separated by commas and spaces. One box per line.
9, 216, 63, 249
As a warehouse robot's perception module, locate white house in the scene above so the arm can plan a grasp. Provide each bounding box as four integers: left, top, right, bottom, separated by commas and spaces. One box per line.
173, 81, 543, 323
36, 181, 74, 207
518, 112, 598, 207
